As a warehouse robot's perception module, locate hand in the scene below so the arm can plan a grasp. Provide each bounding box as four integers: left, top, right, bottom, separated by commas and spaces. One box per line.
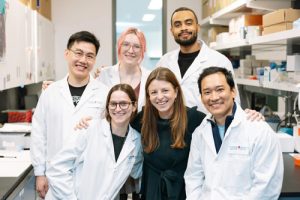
245, 109, 265, 121
93, 65, 107, 78
42, 81, 54, 90
74, 116, 93, 130
36, 176, 49, 199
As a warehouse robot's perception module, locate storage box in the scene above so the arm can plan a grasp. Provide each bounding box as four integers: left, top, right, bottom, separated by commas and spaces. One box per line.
263, 8, 300, 27
262, 22, 293, 35
287, 55, 300, 72
19, 0, 29, 6
276, 133, 295, 153
208, 26, 228, 43
38, 0, 51, 20
28, 0, 37, 10
241, 14, 262, 26
202, 0, 210, 19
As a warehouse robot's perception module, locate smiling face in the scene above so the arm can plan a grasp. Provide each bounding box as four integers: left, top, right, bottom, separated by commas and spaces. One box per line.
108, 90, 137, 126
65, 41, 96, 82
148, 79, 178, 119
170, 10, 199, 46
119, 33, 142, 65
200, 72, 236, 124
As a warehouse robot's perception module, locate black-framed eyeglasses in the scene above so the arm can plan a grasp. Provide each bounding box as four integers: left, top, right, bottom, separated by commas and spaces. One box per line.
108, 101, 134, 110
121, 42, 141, 52
68, 48, 96, 62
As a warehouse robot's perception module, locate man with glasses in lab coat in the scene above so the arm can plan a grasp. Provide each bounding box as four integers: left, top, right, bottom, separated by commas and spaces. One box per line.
30, 31, 108, 199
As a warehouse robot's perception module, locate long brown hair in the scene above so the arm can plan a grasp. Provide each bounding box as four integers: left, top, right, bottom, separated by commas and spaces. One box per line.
142, 67, 187, 153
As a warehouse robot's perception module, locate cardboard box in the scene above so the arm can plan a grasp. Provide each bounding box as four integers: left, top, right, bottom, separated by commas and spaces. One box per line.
263, 9, 300, 27
28, 0, 37, 10
38, 0, 51, 20
202, 0, 210, 19
262, 22, 293, 35
241, 14, 262, 26
19, 0, 29, 6
208, 26, 228, 43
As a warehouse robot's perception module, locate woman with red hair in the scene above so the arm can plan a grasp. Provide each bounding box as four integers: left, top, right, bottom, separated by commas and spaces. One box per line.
97, 27, 150, 112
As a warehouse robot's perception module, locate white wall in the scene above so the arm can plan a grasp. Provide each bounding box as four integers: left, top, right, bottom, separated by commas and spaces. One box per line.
165, 0, 202, 52
52, 0, 113, 80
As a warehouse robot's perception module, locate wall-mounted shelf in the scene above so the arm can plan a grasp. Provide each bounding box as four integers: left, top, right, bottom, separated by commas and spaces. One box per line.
210, 29, 300, 51
210, 39, 249, 50
200, 0, 291, 27
236, 78, 299, 93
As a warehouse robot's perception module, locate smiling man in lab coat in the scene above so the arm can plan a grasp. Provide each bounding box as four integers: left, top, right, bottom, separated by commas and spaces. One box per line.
156, 7, 240, 112
30, 31, 108, 199
184, 67, 283, 200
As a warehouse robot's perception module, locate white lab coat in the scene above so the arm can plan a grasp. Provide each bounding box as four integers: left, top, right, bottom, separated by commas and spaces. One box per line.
30, 75, 108, 176
184, 104, 283, 200
156, 41, 240, 113
46, 118, 143, 200
97, 63, 150, 111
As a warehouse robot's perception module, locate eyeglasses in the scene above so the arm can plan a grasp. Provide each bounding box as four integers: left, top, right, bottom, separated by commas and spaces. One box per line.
108, 101, 134, 110
68, 49, 96, 62
121, 42, 141, 52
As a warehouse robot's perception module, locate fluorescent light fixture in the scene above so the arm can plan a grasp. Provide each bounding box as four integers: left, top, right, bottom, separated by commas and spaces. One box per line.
148, 0, 162, 10
142, 14, 155, 21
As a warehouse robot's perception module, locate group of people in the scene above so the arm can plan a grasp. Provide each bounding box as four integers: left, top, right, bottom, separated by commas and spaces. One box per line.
30, 6, 283, 200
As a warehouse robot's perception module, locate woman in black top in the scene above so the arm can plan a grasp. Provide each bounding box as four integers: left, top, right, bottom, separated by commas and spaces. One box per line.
131, 67, 206, 200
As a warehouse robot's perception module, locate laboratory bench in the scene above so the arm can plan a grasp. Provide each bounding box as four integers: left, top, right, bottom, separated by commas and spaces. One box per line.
0, 150, 35, 200
280, 153, 300, 199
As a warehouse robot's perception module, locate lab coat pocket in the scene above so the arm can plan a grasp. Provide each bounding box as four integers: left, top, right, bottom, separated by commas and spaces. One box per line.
86, 100, 104, 116
222, 153, 251, 194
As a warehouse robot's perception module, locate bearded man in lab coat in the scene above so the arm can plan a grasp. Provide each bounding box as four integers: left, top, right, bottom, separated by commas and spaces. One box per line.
156, 7, 240, 112
30, 31, 108, 199
184, 67, 283, 200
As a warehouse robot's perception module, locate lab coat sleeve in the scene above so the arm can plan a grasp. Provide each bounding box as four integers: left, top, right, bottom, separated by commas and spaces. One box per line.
46, 130, 88, 200
130, 140, 143, 179
184, 127, 205, 200
245, 123, 283, 200
30, 90, 48, 176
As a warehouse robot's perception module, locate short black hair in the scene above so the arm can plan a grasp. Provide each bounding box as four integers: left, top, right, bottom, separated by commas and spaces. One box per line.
170, 7, 199, 26
67, 31, 100, 54
198, 67, 235, 94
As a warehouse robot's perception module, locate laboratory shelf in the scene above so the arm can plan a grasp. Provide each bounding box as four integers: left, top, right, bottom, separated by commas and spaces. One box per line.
236, 78, 299, 93
249, 29, 300, 45
210, 39, 249, 50
200, 0, 290, 27
210, 28, 300, 51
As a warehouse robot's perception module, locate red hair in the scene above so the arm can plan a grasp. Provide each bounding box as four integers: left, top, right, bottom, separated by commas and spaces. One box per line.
117, 27, 147, 63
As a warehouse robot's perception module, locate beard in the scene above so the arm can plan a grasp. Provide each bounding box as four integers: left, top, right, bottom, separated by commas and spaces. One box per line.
174, 31, 198, 46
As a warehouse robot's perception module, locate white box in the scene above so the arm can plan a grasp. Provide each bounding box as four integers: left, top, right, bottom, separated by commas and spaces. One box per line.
294, 125, 300, 153
287, 55, 300, 72
276, 132, 295, 152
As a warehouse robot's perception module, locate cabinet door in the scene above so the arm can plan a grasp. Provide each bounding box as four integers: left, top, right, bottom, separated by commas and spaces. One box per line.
2, 0, 27, 89
34, 12, 55, 83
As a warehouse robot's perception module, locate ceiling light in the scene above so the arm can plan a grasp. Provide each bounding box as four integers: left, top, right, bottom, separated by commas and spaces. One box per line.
142, 14, 155, 21
148, 0, 162, 10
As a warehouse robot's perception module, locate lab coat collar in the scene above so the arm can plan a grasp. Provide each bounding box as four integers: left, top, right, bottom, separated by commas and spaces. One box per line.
103, 119, 138, 167
58, 74, 101, 112
202, 102, 244, 155
181, 40, 209, 82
